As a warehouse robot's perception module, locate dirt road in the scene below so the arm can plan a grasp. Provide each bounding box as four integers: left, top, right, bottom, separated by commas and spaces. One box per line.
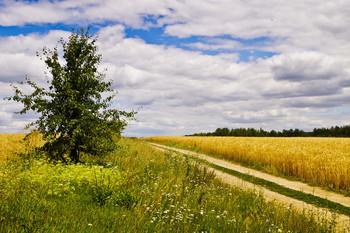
149, 142, 350, 231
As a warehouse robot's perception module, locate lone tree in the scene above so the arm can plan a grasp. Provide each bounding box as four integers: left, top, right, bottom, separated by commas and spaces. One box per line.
7, 28, 136, 163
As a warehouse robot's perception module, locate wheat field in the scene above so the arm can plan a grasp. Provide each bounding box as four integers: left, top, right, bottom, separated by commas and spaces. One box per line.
146, 136, 350, 193
0, 132, 43, 163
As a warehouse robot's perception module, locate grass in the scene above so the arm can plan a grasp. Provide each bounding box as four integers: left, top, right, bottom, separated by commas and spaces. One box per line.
191, 150, 350, 216
0, 135, 341, 232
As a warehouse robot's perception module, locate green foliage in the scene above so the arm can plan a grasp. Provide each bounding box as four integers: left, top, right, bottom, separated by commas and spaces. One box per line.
6, 28, 136, 162
105, 190, 138, 208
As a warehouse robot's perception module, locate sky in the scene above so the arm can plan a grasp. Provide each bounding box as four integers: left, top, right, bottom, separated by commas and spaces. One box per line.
0, 0, 350, 137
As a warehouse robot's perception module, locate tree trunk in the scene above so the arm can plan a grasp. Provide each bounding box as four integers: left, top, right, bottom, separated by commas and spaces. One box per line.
70, 147, 79, 163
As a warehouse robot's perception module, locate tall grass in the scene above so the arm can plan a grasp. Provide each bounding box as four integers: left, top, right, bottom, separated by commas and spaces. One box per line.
145, 136, 350, 195
0, 137, 336, 232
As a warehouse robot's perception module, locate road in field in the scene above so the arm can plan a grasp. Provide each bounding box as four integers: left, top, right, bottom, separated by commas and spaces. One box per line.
149, 142, 350, 231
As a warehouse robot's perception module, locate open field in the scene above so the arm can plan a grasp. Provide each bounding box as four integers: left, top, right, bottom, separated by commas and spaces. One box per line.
145, 136, 350, 195
0, 135, 337, 232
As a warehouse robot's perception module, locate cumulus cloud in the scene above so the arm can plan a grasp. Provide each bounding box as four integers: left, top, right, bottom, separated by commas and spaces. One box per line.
0, 98, 34, 133
271, 52, 347, 82
97, 34, 251, 110
0, 30, 71, 53
0, 53, 44, 82
1, 0, 350, 135
0, 30, 72, 85
183, 38, 242, 51
0, 0, 171, 27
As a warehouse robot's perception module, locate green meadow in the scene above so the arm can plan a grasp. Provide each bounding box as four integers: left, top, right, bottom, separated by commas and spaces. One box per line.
0, 136, 336, 232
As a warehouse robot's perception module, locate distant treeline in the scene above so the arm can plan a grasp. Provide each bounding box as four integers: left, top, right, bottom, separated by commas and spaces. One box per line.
188, 125, 350, 137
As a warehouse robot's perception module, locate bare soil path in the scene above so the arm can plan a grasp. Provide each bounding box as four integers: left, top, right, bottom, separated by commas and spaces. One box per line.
149, 142, 350, 231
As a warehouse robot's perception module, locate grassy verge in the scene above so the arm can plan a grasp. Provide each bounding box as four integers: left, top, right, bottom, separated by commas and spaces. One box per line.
0, 138, 337, 232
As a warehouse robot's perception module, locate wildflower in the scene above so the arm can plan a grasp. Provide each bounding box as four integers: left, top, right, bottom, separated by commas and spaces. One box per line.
88, 223, 92, 226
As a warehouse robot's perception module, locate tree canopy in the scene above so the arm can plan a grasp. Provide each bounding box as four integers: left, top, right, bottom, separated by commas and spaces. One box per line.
7, 28, 136, 163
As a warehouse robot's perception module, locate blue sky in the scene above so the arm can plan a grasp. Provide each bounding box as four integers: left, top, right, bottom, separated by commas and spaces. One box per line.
0, 0, 350, 136
0, 23, 277, 62
125, 27, 278, 62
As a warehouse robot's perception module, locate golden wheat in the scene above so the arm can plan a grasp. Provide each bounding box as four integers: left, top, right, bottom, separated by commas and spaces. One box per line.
0, 134, 25, 163
146, 136, 350, 192
0, 132, 44, 163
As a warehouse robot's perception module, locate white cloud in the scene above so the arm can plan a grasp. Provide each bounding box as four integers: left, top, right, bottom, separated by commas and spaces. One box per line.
184, 38, 242, 51
163, 0, 350, 56
0, 30, 71, 54
0, 30, 71, 85
271, 52, 347, 82
0, 53, 44, 82
1, 0, 350, 135
0, 0, 171, 27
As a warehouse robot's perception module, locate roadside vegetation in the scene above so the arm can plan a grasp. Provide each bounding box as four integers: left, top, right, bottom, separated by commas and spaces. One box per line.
145, 136, 350, 196
0, 135, 337, 232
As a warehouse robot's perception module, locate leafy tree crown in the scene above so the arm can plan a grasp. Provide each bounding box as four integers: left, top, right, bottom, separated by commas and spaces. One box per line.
7, 28, 136, 162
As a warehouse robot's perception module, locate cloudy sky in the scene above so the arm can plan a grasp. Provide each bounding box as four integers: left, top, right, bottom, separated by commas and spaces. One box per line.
1, 0, 350, 137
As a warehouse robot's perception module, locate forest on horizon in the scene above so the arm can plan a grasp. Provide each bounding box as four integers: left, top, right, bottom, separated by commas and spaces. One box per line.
188, 125, 350, 137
